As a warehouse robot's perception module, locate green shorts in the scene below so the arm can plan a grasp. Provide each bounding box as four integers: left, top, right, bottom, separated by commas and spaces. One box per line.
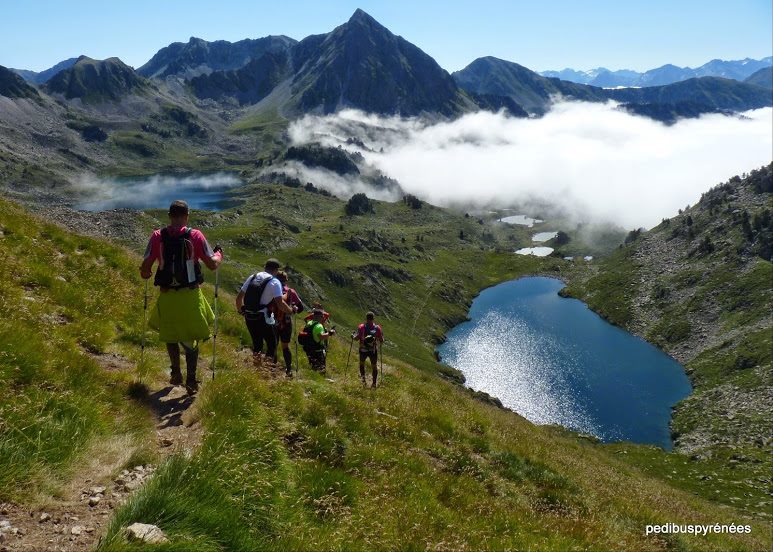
149, 287, 214, 343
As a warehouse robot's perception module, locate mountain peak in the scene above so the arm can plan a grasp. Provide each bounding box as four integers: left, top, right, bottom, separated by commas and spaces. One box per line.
45, 56, 147, 101
289, 9, 465, 116
348, 8, 380, 26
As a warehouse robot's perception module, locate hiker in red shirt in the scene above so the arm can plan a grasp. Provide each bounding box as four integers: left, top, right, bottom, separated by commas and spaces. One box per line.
357, 311, 383, 388
139, 200, 223, 393
275, 271, 305, 377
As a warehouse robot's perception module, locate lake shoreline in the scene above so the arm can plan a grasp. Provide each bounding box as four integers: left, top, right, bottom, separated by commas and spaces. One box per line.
435, 271, 694, 451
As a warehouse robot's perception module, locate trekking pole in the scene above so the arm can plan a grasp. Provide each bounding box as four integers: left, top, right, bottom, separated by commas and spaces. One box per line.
346, 333, 355, 375
140, 279, 149, 368
293, 315, 299, 376
379, 341, 383, 380
212, 267, 220, 380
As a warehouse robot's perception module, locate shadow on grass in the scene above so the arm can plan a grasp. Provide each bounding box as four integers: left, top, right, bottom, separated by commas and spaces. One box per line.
127, 382, 195, 429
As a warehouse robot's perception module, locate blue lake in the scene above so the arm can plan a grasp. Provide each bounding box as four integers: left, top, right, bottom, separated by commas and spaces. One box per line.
75, 172, 243, 211
437, 277, 691, 449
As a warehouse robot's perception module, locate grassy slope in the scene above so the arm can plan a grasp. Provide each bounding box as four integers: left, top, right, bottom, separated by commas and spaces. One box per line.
0, 198, 154, 500
563, 166, 772, 518
2, 195, 770, 550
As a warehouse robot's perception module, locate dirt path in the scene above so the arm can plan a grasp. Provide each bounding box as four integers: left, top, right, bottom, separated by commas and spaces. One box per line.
0, 355, 204, 552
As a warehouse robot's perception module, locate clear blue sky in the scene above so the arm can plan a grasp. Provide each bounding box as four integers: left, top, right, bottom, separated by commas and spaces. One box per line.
1, 0, 771, 73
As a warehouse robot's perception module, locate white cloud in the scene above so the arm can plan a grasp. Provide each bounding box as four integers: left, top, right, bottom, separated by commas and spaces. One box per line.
288, 103, 773, 229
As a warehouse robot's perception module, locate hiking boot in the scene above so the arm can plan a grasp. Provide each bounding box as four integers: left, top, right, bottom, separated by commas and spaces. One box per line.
185, 379, 199, 395
169, 369, 183, 386
370, 381, 377, 389
361, 376, 367, 387
285, 369, 293, 379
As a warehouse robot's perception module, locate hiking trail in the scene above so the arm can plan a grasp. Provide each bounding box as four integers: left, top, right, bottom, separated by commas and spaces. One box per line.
0, 353, 204, 552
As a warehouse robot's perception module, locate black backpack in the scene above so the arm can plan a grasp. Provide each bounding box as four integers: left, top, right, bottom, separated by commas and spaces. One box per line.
154, 228, 203, 289
361, 323, 379, 351
243, 274, 277, 319
298, 320, 323, 353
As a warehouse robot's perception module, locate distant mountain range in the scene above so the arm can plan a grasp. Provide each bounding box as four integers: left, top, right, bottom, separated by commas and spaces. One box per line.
2, 10, 771, 121
453, 56, 772, 121
541, 57, 773, 88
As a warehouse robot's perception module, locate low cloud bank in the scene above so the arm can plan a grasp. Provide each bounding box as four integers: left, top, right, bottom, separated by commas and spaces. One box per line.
276, 161, 401, 202
288, 104, 773, 229
73, 172, 242, 211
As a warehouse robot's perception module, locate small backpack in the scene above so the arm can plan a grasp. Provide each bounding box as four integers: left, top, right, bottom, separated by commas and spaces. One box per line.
154, 228, 203, 289
298, 320, 323, 353
361, 323, 379, 351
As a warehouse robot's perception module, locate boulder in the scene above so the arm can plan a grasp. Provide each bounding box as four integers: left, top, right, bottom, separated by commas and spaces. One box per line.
125, 523, 169, 544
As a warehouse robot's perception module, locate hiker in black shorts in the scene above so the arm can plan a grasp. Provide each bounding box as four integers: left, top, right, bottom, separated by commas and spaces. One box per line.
235, 259, 291, 369
276, 271, 305, 377
357, 311, 383, 388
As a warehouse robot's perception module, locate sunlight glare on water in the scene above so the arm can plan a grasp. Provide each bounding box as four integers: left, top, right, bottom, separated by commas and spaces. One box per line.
443, 311, 600, 437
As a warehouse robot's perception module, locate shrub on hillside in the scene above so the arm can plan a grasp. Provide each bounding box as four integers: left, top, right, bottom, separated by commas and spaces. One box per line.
345, 193, 374, 216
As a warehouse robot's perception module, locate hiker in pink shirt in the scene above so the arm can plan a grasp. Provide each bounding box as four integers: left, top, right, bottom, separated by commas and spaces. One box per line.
357, 311, 384, 388
139, 200, 223, 393
275, 271, 306, 376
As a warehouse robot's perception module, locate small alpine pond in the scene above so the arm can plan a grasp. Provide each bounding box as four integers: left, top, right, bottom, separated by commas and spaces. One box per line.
437, 277, 691, 449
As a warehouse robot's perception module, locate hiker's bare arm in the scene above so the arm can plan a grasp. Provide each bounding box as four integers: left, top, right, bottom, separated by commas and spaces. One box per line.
139, 257, 154, 279
272, 296, 292, 314
203, 251, 222, 271
235, 291, 245, 313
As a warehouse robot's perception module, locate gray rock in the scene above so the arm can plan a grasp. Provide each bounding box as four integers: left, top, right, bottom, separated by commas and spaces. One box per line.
88, 496, 101, 507
125, 523, 168, 544
124, 479, 142, 491
89, 486, 106, 496
71, 525, 84, 536
39, 512, 51, 523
